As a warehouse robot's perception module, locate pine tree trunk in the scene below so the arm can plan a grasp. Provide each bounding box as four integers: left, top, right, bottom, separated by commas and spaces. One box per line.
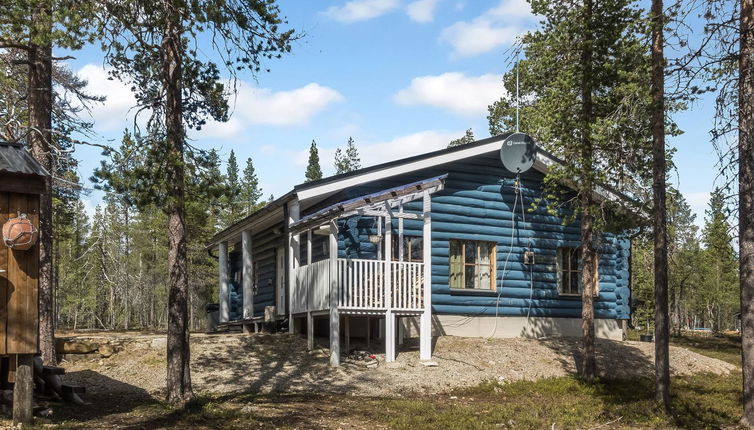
651, 0, 670, 412
740, 1, 754, 424
579, 0, 597, 382
27, 9, 56, 365
162, 7, 194, 408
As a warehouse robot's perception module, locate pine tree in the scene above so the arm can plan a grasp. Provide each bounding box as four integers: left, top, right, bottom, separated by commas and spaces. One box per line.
335, 137, 361, 174
305, 140, 323, 182
739, 0, 754, 423
448, 128, 475, 147
488, 0, 656, 381
1, 1, 99, 370
650, 0, 670, 409
93, 0, 294, 407
241, 156, 263, 213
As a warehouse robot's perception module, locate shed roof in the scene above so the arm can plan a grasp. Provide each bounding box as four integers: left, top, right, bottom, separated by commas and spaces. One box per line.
0, 141, 49, 177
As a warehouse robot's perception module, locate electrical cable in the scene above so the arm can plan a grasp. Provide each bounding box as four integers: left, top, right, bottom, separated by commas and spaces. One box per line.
490, 172, 521, 338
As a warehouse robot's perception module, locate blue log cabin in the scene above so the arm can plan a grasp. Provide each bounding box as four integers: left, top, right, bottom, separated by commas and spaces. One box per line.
206, 133, 633, 367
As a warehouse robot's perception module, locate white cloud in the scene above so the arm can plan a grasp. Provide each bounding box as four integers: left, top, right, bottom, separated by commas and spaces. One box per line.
77, 64, 137, 132
358, 130, 463, 165
393, 72, 503, 116
293, 130, 463, 171
78, 65, 343, 136
324, 0, 400, 23
234, 82, 344, 126
440, 0, 533, 57
406, 0, 441, 22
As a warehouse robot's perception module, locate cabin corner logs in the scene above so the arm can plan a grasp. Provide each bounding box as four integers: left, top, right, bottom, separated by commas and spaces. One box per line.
226, 152, 631, 322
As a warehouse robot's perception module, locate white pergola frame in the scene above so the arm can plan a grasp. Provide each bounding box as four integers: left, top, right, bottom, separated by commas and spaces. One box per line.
287, 175, 446, 366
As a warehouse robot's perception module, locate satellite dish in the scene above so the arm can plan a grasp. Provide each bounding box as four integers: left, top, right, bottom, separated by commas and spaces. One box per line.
500, 132, 537, 173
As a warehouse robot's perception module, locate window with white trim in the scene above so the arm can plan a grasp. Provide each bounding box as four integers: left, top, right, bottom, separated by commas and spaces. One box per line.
449, 240, 496, 290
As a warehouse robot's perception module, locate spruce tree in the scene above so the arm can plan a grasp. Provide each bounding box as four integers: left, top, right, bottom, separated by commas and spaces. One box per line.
221, 150, 242, 226
701, 189, 738, 332
335, 137, 361, 174
305, 140, 323, 182
448, 128, 475, 147
241, 156, 263, 213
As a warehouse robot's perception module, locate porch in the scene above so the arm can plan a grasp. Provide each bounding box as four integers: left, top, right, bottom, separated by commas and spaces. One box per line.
287, 175, 446, 367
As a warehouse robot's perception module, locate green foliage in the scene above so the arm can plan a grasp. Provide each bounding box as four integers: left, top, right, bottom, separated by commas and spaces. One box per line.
488, 0, 663, 228
632, 189, 739, 332
334, 137, 361, 175
93, 131, 227, 213
448, 128, 475, 147
0, 0, 98, 50
304, 140, 323, 182
240, 156, 263, 214
698, 188, 738, 330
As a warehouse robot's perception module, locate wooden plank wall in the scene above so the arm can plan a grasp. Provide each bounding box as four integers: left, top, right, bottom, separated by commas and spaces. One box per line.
0, 192, 40, 354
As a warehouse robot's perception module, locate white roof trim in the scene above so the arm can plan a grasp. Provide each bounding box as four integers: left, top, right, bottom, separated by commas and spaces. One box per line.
296, 138, 541, 203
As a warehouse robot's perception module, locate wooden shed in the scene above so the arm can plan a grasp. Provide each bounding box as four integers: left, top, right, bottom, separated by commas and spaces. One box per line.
0, 141, 46, 356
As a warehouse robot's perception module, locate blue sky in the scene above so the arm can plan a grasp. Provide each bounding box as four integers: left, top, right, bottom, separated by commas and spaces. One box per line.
65, 0, 719, 229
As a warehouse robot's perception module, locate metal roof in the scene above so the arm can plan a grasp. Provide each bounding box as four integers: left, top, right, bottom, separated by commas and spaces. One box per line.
0, 141, 49, 177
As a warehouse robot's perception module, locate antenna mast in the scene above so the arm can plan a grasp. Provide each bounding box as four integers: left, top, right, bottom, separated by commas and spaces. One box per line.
515, 45, 520, 133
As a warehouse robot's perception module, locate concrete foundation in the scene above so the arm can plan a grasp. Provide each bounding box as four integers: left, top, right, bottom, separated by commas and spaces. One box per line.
398, 315, 626, 341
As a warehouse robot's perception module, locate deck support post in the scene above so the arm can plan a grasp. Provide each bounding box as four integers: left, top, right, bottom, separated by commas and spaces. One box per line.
329, 219, 340, 367
420, 190, 433, 361
242, 230, 253, 333
384, 211, 396, 362
12, 354, 33, 426
345, 315, 351, 353
287, 200, 300, 333
219, 241, 230, 323
306, 229, 313, 312
398, 317, 404, 345
366, 317, 371, 348
307, 311, 314, 350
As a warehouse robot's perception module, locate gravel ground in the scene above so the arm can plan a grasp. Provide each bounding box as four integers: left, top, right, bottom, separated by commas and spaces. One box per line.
57, 332, 736, 400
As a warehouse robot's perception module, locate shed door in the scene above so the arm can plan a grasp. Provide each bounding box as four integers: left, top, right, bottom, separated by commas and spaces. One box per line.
276, 246, 285, 315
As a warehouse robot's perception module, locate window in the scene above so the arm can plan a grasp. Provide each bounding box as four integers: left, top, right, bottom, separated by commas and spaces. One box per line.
557, 247, 599, 296
449, 240, 496, 290
392, 235, 423, 262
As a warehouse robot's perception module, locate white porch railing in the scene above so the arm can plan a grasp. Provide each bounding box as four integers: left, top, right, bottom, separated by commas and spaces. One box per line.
291, 258, 425, 314
338, 259, 385, 310
390, 261, 424, 311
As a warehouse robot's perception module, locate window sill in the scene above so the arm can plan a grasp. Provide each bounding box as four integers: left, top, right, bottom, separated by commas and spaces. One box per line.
449, 288, 498, 296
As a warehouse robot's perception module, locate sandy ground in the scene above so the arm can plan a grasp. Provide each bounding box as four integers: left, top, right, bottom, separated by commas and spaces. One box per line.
56, 332, 736, 400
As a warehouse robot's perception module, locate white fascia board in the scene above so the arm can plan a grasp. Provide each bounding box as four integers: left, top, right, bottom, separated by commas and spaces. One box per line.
209, 205, 285, 249
296, 141, 520, 204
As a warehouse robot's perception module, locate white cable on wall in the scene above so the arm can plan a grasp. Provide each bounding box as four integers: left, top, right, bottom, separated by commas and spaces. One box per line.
490, 173, 521, 338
